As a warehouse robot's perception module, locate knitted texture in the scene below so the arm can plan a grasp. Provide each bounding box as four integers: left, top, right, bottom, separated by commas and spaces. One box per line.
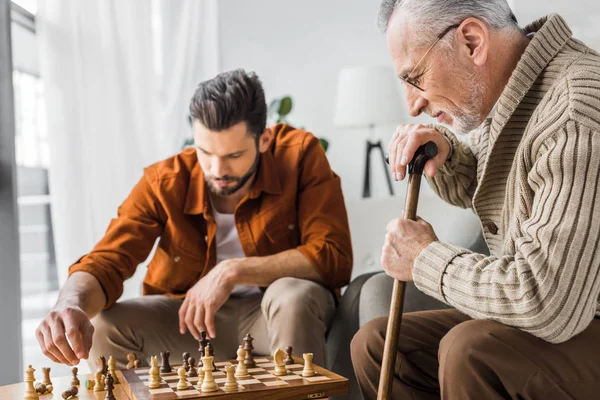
413, 14, 600, 343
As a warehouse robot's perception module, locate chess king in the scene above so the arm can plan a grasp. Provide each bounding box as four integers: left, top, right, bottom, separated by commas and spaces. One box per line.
35, 69, 352, 369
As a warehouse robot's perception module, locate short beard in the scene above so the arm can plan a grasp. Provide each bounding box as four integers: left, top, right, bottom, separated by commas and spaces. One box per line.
205, 149, 260, 196
445, 56, 486, 134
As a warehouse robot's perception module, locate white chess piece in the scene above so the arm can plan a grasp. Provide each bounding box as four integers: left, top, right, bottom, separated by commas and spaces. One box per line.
24, 365, 39, 400
234, 345, 250, 378
148, 355, 161, 389
273, 349, 287, 376
108, 356, 120, 384
223, 364, 239, 392
200, 355, 218, 392
93, 372, 105, 391
302, 353, 315, 377
177, 367, 189, 390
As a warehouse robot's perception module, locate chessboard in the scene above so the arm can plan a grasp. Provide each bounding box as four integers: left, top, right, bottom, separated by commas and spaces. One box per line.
119, 355, 348, 400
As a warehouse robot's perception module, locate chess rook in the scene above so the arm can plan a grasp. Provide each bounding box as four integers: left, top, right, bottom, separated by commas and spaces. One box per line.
160, 350, 172, 373
302, 353, 316, 377
223, 364, 239, 392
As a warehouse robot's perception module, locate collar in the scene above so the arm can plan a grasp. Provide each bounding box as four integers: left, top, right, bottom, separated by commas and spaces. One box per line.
489, 14, 572, 137
184, 147, 283, 216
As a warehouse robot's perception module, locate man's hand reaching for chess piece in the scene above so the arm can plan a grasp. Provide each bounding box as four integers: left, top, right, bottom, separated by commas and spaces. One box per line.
178, 259, 238, 340
35, 271, 105, 365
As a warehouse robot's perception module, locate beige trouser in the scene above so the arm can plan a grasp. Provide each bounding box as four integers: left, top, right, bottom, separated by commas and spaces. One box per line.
88, 277, 335, 370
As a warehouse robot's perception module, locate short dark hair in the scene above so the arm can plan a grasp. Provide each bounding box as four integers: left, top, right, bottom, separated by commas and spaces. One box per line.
189, 69, 267, 137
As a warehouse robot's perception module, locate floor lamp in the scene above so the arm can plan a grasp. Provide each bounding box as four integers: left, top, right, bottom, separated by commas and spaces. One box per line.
334, 66, 406, 198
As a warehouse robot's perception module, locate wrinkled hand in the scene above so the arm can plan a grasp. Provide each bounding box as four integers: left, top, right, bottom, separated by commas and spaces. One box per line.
388, 124, 451, 180
35, 304, 94, 365
381, 217, 438, 281
178, 259, 238, 340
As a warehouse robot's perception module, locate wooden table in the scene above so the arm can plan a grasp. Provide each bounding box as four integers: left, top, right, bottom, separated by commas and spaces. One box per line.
0, 372, 131, 399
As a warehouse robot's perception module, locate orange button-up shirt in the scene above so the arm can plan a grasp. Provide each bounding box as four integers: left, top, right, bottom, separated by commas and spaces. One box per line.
69, 124, 353, 308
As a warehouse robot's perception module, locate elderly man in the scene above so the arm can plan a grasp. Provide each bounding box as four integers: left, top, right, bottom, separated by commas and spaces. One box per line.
351, 1, 600, 399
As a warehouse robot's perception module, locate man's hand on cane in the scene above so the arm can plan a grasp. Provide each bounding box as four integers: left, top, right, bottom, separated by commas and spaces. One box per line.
381, 217, 439, 282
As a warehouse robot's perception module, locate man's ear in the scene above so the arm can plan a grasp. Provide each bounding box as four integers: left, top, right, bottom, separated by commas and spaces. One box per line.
258, 128, 274, 153
456, 17, 490, 67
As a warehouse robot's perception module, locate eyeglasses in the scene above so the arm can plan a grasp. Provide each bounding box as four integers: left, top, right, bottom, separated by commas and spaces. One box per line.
399, 23, 461, 92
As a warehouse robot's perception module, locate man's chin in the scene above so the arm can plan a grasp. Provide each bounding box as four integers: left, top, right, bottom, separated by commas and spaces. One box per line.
208, 183, 241, 196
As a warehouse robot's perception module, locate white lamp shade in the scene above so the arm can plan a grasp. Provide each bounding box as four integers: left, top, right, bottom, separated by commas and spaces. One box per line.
333, 66, 406, 128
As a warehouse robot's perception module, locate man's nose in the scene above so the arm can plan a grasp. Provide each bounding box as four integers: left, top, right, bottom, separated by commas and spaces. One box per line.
406, 87, 428, 117
210, 157, 226, 177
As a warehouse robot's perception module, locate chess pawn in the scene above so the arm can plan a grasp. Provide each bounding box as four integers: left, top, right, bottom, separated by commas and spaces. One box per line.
148, 355, 161, 389
71, 367, 80, 386
126, 352, 137, 369
182, 351, 191, 371
302, 353, 315, 377
273, 349, 287, 376
177, 367, 189, 390
200, 355, 218, 393
24, 365, 39, 400
34, 382, 46, 395
93, 372, 106, 391
186, 357, 198, 377
234, 345, 249, 378
284, 346, 294, 365
223, 364, 239, 392
108, 356, 119, 384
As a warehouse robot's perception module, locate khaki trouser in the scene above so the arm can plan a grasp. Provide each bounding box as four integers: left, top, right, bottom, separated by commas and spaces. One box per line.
89, 277, 335, 369
351, 309, 600, 400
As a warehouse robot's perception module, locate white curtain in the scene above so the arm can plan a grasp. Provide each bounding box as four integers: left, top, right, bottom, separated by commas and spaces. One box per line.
37, 0, 219, 296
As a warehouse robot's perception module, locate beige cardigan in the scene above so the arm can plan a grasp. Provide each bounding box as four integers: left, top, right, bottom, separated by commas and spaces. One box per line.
414, 14, 600, 344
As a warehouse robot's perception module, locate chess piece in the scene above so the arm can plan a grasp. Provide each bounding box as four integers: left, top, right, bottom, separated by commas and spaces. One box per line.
200, 355, 218, 392
284, 346, 294, 365
197, 331, 208, 368
45, 384, 53, 394
243, 333, 256, 367
205, 342, 217, 371
195, 367, 205, 390
126, 352, 137, 369
24, 365, 39, 400
160, 350, 172, 373
61, 386, 78, 399
34, 382, 46, 394
148, 355, 161, 389
273, 349, 287, 376
104, 373, 116, 400
85, 379, 95, 390
234, 345, 250, 378
182, 352, 191, 371
94, 372, 105, 391
186, 357, 198, 377
41, 367, 52, 386
223, 364, 239, 392
302, 353, 316, 377
71, 367, 80, 386
177, 367, 189, 390
97, 355, 108, 375
108, 356, 119, 384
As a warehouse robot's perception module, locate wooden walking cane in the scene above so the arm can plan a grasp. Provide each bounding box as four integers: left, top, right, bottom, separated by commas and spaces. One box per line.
377, 142, 438, 400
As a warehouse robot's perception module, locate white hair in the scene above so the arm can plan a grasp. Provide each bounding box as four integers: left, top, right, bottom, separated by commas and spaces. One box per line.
378, 0, 522, 46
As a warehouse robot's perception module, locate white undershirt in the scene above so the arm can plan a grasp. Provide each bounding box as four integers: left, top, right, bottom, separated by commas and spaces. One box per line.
212, 207, 262, 297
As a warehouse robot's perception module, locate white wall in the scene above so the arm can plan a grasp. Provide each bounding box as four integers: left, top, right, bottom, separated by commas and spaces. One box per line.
513, 0, 600, 50
218, 0, 600, 202
218, 0, 425, 201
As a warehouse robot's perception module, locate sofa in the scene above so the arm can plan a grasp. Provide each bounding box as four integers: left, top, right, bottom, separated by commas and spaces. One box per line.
326, 189, 489, 399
